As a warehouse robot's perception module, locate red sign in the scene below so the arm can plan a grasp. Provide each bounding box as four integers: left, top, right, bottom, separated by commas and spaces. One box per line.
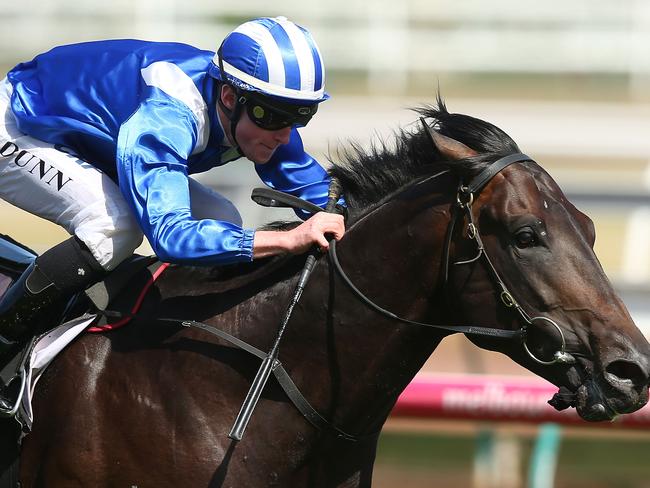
392, 373, 650, 428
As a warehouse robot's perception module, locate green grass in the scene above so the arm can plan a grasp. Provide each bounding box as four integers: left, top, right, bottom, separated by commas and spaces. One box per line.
374, 430, 650, 488
376, 431, 476, 471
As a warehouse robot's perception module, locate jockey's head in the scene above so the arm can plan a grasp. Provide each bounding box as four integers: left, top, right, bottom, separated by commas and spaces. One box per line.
208, 16, 329, 153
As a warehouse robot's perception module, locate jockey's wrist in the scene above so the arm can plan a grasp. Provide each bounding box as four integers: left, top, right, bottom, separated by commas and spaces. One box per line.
252, 230, 291, 259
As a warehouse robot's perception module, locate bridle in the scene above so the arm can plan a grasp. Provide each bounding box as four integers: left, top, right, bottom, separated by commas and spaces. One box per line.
328, 152, 577, 367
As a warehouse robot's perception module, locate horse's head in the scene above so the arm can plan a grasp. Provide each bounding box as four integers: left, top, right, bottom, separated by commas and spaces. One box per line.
425, 112, 650, 422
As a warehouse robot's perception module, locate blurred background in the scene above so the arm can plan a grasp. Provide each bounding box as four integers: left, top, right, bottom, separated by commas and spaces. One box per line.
1, 1, 649, 486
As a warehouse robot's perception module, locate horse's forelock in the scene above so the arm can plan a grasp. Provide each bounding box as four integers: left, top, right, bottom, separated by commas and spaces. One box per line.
417, 101, 522, 177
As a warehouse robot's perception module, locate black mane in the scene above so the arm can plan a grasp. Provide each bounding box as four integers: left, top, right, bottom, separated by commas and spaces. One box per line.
329, 97, 521, 215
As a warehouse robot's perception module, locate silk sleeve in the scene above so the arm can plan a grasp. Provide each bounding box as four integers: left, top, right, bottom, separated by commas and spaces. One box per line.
115, 99, 254, 264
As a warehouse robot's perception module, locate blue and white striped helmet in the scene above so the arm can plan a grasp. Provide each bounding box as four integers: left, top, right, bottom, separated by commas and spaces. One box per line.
208, 17, 329, 104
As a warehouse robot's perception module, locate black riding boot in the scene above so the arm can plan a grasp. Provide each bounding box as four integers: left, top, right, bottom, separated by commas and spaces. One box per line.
0, 236, 106, 411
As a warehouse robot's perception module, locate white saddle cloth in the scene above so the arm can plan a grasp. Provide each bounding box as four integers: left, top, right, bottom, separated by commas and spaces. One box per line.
17, 314, 97, 431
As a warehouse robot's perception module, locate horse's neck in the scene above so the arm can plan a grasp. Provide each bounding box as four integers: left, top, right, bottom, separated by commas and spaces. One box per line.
292, 196, 449, 434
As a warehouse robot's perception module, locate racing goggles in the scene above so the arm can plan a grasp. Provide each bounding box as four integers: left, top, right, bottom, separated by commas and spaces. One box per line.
239, 93, 318, 131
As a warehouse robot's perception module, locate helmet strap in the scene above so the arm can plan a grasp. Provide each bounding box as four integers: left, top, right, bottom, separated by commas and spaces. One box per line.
217, 83, 245, 148
228, 97, 244, 150
216, 45, 246, 149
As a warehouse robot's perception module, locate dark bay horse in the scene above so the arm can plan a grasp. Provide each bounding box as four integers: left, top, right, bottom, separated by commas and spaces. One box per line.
2, 100, 649, 487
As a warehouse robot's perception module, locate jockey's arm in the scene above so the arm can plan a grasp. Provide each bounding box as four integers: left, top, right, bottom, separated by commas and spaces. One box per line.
117, 101, 344, 264
117, 100, 257, 265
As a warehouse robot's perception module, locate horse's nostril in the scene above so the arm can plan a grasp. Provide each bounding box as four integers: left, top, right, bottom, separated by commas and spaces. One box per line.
605, 360, 648, 386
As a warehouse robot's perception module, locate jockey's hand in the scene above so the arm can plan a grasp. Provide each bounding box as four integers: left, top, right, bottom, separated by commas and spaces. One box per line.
253, 212, 345, 259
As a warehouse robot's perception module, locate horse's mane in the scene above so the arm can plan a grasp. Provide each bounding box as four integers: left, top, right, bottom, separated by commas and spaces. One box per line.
173, 97, 522, 290
329, 96, 521, 218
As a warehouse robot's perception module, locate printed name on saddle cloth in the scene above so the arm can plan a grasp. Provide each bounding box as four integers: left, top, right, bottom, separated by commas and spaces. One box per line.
0, 140, 72, 191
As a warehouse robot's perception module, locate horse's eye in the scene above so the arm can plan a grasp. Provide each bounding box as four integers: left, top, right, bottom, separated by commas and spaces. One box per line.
514, 228, 538, 248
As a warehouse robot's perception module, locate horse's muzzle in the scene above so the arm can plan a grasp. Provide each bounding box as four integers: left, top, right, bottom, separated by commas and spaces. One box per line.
576, 357, 650, 421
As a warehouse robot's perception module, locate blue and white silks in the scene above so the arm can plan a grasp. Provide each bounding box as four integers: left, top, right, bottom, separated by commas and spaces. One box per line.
6, 39, 333, 265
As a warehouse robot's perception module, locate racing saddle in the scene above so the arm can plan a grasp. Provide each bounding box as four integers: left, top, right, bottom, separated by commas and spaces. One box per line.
0, 234, 158, 419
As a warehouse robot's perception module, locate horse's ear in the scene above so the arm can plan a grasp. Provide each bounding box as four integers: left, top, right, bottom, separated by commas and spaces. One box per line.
420, 118, 478, 160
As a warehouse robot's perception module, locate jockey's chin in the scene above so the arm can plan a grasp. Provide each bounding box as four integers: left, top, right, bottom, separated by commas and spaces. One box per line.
244, 142, 280, 164
236, 116, 292, 165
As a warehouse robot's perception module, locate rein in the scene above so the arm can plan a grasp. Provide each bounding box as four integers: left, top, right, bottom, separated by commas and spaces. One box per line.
329, 152, 577, 366
327, 242, 519, 340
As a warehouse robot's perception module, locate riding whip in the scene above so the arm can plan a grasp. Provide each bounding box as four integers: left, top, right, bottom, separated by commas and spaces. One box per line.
228, 178, 343, 441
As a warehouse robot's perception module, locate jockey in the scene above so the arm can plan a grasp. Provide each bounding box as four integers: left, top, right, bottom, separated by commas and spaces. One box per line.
0, 17, 344, 407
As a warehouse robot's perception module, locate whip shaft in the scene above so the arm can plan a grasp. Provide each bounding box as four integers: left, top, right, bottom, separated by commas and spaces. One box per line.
228, 179, 342, 441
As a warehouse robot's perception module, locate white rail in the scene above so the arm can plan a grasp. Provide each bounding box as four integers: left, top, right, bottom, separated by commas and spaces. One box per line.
1, 0, 649, 96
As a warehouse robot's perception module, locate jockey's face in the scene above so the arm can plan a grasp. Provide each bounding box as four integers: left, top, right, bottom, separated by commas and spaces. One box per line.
218, 85, 292, 164
235, 109, 292, 164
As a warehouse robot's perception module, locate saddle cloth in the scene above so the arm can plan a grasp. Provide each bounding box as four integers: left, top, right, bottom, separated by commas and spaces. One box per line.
18, 314, 97, 431
4, 256, 166, 432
